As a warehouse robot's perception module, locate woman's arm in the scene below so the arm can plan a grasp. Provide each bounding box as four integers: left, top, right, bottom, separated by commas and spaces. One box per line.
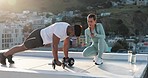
94, 23, 105, 39
85, 29, 91, 46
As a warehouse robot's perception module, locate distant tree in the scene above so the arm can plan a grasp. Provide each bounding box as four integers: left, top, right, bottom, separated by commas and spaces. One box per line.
117, 19, 123, 24
45, 23, 51, 27
78, 0, 101, 5
111, 40, 128, 52
52, 18, 56, 24
118, 24, 129, 37
117, 19, 129, 37
23, 25, 32, 33
62, 16, 67, 22
46, 14, 51, 18
135, 29, 139, 36
117, 40, 128, 49
105, 1, 112, 8
111, 42, 123, 52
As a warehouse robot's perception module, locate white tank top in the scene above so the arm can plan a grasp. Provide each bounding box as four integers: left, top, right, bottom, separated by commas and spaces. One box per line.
40, 22, 69, 45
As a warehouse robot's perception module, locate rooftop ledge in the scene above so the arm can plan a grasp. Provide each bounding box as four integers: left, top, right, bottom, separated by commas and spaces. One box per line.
0, 49, 148, 78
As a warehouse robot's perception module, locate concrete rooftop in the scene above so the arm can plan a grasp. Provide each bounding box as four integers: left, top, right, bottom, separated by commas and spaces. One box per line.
0, 49, 148, 78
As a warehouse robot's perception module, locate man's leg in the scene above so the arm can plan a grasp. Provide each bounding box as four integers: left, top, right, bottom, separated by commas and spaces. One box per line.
4, 44, 28, 57
0, 28, 43, 65
0, 44, 28, 65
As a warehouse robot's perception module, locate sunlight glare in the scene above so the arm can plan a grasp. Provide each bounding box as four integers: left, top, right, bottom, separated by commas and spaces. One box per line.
7, 0, 16, 6
0, 0, 5, 4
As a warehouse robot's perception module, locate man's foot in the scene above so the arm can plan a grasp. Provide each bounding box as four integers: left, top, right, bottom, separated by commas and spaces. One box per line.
52, 59, 62, 66
95, 57, 103, 65
0, 53, 6, 65
7, 55, 15, 64
62, 57, 69, 63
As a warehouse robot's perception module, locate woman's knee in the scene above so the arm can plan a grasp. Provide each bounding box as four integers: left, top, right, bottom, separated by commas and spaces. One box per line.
82, 52, 89, 57
83, 50, 97, 57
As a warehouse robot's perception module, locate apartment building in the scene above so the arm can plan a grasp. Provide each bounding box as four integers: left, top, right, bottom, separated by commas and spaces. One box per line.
0, 23, 24, 50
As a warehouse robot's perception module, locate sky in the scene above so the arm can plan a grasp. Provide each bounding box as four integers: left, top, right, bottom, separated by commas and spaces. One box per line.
0, 0, 81, 13
0, 0, 39, 12
0, 0, 16, 6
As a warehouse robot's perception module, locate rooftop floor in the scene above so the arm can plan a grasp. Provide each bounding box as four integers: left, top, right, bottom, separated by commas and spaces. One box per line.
0, 50, 148, 78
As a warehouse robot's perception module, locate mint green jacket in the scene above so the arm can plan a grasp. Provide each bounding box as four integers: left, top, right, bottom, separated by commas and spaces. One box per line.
83, 23, 108, 57
85, 23, 105, 45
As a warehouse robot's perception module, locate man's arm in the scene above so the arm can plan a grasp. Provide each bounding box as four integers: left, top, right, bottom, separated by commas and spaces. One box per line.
63, 37, 70, 58
52, 34, 60, 61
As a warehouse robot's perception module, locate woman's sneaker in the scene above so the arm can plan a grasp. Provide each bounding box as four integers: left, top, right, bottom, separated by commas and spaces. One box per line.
7, 55, 15, 64
93, 56, 97, 62
0, 53, 6, 65
95, 57, 103, 65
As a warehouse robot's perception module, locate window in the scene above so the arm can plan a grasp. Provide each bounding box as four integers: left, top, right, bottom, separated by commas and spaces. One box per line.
2, 34, 4, 38
2, 39, 4, 43
15, 29, 18, 33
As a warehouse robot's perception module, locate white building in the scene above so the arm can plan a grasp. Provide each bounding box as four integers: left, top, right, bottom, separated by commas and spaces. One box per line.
0, 23, 24, 50
28, 15, 46, 30
121, 0, 148, 6
31, 18, 45, 30
136, 0, 148, 6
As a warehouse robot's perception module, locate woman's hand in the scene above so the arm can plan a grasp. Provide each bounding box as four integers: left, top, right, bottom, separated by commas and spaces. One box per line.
91, 33, 95, 38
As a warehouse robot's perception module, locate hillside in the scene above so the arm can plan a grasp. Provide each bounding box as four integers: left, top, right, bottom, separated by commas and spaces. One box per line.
0, 0, 147, 36
99, 5, 148, 36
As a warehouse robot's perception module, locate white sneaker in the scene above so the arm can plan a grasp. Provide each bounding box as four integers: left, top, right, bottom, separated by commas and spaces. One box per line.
95, 57, 103, 65
93, 56, 97, 62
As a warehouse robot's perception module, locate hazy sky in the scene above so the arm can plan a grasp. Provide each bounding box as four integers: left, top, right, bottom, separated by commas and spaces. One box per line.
0, 0, 81, 13
0, 0, 16, 6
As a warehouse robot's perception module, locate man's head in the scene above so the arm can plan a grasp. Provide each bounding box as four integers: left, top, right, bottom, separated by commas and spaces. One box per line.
67, 25, 82, 37
87, 13, 97, 27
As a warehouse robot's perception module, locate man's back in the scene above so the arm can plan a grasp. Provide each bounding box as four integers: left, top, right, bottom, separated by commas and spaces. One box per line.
40, 22, 69, 45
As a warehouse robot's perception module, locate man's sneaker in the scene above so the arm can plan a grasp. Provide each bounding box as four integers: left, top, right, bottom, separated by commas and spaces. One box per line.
7, 55, 15, 64
52, 59, 62, 66
95, 57, 103, 65
62, 57, 69, 63
0, 53, 6, 65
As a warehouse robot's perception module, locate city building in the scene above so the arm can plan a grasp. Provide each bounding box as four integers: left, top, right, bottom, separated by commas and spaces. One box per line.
121, 0, 148, 6
136, 0, 148, 6
0, 23, 24, 50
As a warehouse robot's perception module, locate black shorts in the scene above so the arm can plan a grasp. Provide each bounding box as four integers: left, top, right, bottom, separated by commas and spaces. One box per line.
24, 28, 44, 49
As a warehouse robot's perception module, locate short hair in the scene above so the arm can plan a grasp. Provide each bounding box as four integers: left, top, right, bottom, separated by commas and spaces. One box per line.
74, 25, 82, 37
87, 13, 97, 20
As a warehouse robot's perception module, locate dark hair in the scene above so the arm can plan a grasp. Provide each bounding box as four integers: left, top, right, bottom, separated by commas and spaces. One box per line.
74, 25, 82, 37
87, 13, 97, 20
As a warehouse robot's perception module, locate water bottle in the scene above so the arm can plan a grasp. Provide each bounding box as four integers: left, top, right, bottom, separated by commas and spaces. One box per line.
128, 50, 132, 63
131, 51, 136, 64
